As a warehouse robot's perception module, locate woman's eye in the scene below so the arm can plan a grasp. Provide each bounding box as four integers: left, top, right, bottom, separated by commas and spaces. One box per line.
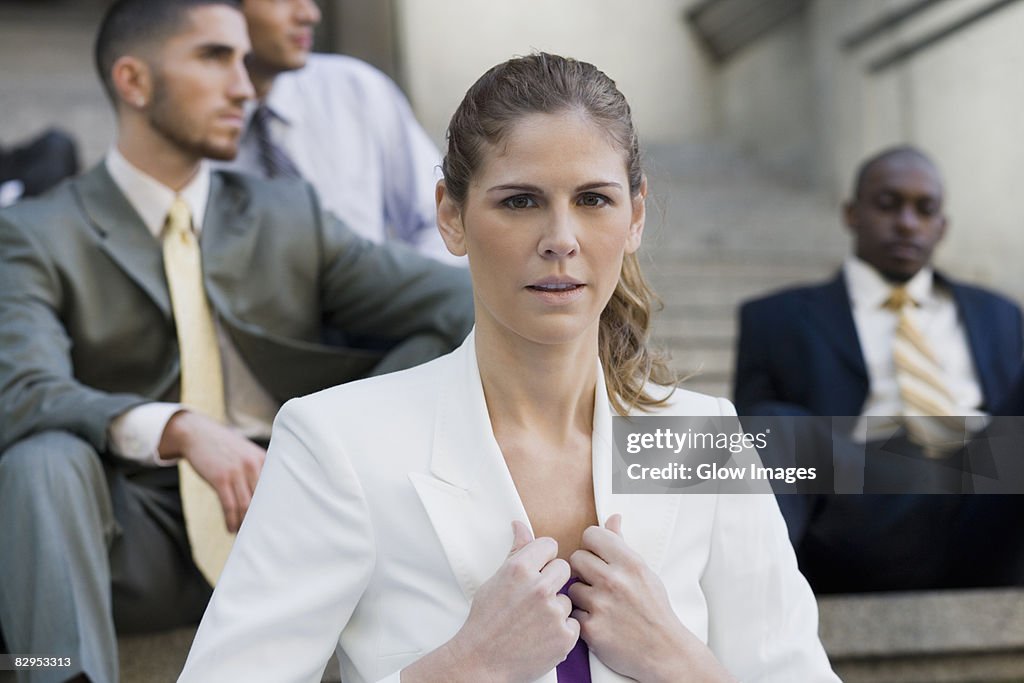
580, 193, 608, 207
579, 193, 609, 207
502, 195, 536, 209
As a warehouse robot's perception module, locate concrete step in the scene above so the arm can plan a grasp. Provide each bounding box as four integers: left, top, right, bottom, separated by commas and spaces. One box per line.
819, 588, 1024, 682
0, 630, 342, 683
6, 587, 1019, 683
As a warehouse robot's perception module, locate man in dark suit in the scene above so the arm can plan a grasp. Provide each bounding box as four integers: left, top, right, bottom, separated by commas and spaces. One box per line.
0, 128, 79, 206
734, 145, 1024, 593
0, 1, 472, 681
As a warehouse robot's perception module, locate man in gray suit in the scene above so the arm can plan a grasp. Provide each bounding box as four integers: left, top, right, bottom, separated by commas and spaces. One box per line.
0, 1, 472, 681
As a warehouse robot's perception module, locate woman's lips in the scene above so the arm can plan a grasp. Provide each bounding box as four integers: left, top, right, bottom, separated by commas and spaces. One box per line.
526, 283, 586, 304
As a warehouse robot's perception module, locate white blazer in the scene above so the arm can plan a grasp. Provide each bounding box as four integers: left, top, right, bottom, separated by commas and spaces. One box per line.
180, 332, 838, 683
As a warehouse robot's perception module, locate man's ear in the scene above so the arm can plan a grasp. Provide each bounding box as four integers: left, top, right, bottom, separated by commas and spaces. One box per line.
111, 55, 153, 110
436, 180, 468, 257
936, 214, 949, 243
842, 200, 857, 233
625, 176, 647, 255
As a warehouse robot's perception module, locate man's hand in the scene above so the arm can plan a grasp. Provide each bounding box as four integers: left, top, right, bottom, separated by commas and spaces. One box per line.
158, 410, 266, 532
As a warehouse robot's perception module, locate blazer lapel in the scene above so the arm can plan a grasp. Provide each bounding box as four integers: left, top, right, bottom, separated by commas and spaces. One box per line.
588, 370, 680, 682
409, 333, 533, 602
806, 274, 868, 382
198, 172, 260, 316
946, 276, 1000, 405
591, 369, 680, 574
74, 164, 172, 318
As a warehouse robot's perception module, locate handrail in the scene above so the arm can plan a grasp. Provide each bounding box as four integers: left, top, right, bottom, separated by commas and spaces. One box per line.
867, 0, 1022, 73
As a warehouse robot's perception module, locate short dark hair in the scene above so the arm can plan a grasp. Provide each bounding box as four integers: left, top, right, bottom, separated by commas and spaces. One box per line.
94, 0, 241, 103
851, 145, 940, 200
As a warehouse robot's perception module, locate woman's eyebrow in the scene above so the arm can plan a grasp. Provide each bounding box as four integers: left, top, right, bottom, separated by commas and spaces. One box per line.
486, 181, 623, 193
577, 181, 622, 192
486, 183, 543, 193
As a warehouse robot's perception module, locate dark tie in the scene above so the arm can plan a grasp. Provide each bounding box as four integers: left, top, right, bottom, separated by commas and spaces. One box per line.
249, 104, 302, 179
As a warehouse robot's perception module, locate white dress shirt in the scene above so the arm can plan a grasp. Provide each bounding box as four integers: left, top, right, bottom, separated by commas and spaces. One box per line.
844, 256, 986, 441
222, 53, 458, 264
105, 148, 278, 465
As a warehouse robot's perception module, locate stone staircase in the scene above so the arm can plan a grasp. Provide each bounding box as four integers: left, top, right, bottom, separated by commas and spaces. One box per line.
640, 141, 846, 398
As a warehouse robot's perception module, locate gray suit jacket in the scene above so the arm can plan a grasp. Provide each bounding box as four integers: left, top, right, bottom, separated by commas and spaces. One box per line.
0, 163, 473, 455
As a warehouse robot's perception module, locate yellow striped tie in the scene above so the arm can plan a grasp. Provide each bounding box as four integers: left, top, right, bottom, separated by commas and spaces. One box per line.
884, 286, 966, 456
163, 198, 234, 583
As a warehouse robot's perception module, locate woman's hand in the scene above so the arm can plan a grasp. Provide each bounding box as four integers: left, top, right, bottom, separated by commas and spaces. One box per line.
403, 521, 579, 683
568, 515, 736, 683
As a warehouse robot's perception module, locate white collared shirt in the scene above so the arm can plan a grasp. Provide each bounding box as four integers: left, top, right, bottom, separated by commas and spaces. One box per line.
105, 148, 278, 465
845, 256, 985, 441
219, 53, 460, 264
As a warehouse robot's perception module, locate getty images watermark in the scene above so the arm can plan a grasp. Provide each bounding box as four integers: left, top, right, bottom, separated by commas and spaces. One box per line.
612, 415, 1024, 495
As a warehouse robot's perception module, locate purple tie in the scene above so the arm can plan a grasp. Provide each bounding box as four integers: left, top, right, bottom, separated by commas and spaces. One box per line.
557, 579, 592, 682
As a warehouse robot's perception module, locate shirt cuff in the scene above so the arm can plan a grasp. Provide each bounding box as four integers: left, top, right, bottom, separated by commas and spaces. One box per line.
107, 402, 184, 467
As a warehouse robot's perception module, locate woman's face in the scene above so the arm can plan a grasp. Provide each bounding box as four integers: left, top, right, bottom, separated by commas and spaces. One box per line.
438, 111, 646, 348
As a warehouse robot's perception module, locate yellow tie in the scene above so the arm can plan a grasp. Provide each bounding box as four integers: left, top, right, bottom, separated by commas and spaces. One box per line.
163, 198, 234, 583
884, 286, 966, 456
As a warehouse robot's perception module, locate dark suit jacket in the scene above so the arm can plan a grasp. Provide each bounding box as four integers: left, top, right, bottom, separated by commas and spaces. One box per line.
735, 272, 1023, 417
733, 270, 1024, 592
0, 163, 473, 456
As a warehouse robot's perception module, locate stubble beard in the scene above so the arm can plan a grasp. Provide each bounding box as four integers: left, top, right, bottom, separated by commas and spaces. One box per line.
148, 79, 241, 162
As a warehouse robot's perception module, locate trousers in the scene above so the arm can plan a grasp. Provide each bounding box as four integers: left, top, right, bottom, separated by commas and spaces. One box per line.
0, 431, 212, 683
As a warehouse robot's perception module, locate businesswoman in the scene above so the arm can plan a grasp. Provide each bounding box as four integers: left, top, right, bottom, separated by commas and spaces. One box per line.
180, 53, 837, 683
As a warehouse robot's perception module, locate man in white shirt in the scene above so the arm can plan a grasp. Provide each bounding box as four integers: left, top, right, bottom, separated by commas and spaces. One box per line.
224, 0, 456, 262
733, 146, 1024, 592
0, 2, 472, 681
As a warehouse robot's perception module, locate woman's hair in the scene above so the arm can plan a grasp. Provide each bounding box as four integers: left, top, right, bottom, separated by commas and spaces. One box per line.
442, 52, 677, 415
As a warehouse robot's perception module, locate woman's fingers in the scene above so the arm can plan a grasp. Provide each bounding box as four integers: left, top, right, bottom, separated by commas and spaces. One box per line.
509, 520, 534, 555
540, 557, 571, 593
580, 523, 635, 565
568, 547, 607, 585
567, 578, 596, 612
511, 536, 559, 573
555, 592, 573, 620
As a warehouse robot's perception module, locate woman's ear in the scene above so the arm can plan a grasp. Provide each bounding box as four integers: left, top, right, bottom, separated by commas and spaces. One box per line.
111, 55, 153, 111
436, 180, 468, 257
625, 176, 647, 254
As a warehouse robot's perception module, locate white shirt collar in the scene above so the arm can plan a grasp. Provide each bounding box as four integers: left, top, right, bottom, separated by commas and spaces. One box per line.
262, 74, 300, 126
843, 255, 935, 310
105, 147, 211, 239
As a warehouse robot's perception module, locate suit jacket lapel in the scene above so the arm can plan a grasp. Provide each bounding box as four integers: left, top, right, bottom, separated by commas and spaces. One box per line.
588, 373, 677, 683
74, 163, 172, 318
409, 333, 532, 603
807, 274, 868, 383
198, 172, 260, 317
944, 275, 999, 405
591, 370, 680, 575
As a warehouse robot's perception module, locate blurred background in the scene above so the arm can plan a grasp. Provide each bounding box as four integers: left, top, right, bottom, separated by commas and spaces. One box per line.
2, 2, 1023, 679
3, 0, 1022, 398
